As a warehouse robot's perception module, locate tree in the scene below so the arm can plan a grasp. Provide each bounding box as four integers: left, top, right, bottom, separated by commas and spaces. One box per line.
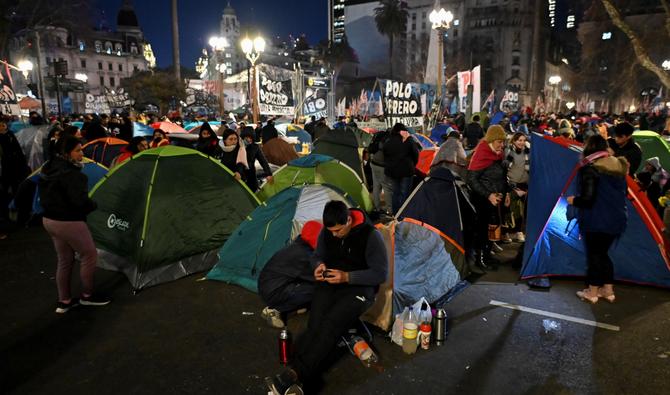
318, 36, 358, 88
600, 0, 670, 90
294, 34, 310, 52
121, 70, 186, 115
374, 0, 409, 79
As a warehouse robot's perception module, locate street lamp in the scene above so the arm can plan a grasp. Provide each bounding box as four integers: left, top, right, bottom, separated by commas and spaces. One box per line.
209, 36, 229, 117
74, 73, 88, 82
429, 8, 454, 103
17, 60, 33, 80
241, 35, 265, 123
548, 75, 562, 112
663, 60, 670, 71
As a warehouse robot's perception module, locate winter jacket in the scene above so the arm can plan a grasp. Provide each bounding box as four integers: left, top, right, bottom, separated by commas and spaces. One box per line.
463, 122, 484, 149
505, 145, 530, 185
196, 138, 223, 158
572, 155, 628, 234
0, 130, 29, 189
261, 124, 279, 144
368, 130, 390, 166
258, 238, 315, 303
310, 209, 387, 286
39, 156, 97, 221
244, 142, 272, 191
608, 137, 641, 176
382, 133, 419, 179
466, 141, 508, 198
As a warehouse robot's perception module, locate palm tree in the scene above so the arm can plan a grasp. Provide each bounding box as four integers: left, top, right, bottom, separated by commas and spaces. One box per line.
374, 0, 409, 79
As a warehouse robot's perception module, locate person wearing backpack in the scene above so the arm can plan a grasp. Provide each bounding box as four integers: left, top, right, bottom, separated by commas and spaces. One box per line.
368, 128, 394, 213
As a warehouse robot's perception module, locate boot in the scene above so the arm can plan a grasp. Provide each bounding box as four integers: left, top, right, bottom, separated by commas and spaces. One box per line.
467, 249, 486, 274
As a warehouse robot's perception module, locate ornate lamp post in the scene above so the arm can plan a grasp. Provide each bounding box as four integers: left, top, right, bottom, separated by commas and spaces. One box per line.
548, 75, 562, 112
429, 8, 454, 102
209, 36, 229, 117
241, 35, 265, 123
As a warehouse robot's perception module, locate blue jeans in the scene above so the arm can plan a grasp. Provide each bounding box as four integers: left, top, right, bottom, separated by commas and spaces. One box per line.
391, 176, 413, 215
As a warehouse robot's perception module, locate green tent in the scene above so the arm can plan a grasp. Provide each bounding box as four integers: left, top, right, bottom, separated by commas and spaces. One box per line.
88, 146, 260, 290
633, 131, 670, 172
256, 154, 373, 211
312, 126, 368, 183
207, 184, 354, 292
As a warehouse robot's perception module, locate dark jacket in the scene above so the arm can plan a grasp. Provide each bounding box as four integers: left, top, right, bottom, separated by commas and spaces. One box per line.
608, 137, 641, 176
463, 122, 484, 149
382, 133, 419, 179
39, 156, 97, 221
466, 158, 508, 198
368, 129, 389, 167
0, 130, 29, 190
196, 138, 223, 158
244, 142, 272, 191
572, 156, 628, 234
310, 209, 387, 286
261, 124, 279, 144
220, 147, 245, 176
258, 238, 314, 302
312, 123, 331, 141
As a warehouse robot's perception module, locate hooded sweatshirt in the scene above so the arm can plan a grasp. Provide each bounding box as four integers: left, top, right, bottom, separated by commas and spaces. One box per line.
39, 156, 97, 221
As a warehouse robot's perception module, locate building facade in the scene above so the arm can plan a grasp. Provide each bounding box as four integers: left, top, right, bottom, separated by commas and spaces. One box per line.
9, 0, 154, 114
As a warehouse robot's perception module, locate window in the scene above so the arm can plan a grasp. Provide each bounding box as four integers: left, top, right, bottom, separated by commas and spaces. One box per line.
512, 55, 520, 65
95, 41, 102, 53
115, 43, 123, 56
108, 63, 113, 71
130, 43, 138, 54
98, 62, 103, 70
105, 41, 113, 54
133, 64, 139, 72
511, 69, 520, 78
118, 64, 123, 72
225, 53, 232, 58
78, 40, 85, 51
81, 59, 86, 68
411, 23, 416, 31
110, 77, 115, 87
99, 76, 104, 86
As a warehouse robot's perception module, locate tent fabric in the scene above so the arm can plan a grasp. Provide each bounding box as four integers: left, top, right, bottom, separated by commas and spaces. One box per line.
632, 131, 670, 173
88, 146, 260, 290
207, 184, 353, 292
83, 137, 128, 168
133, 122, 154, 137
262, 137, 299, 166
18, 96, 41, 110
521, 133, 670, 288
286, 127, 313, 152
312, 128, 367, 182
151, 121, 186, 134
256, 154, 373, 212
15, 125, 49, 170
416, 148, 437, 176
430, 124, 450, 143
413, 133, 437, 149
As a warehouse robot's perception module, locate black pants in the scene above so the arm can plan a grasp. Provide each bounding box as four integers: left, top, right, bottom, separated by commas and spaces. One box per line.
583, 232, 616, 286
473, 194, 499, 252
260, 280, 314, 313
291, 283, 374, 380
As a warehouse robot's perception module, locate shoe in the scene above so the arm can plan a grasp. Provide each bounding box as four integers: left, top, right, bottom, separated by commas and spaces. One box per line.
262, 307, 285, 328
514, 232, 525, 243
597, 290, 616, 303
80, 294, 111, 306
266, 370, 303, 395
576, 289, 598, 304
296, 308, 308, 315
55, 299, 79, 314
491, 242, 504, 252
501, 234, 513, 244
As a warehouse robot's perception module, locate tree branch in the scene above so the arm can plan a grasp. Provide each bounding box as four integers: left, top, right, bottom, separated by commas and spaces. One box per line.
601, 0, 670, 90
661, 0, 670, 38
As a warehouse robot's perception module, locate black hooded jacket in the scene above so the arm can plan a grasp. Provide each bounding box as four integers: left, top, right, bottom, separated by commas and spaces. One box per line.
39, 156, 97, 221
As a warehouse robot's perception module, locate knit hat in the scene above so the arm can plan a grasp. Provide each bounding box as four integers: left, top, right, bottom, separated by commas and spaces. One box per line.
647, 156, 661, 171
484, 125, 506, 143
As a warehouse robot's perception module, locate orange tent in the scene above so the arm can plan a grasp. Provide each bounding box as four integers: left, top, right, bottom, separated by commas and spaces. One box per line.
18, 96, 41, 110
151, 121, 186, 134
416, 148, 437, 176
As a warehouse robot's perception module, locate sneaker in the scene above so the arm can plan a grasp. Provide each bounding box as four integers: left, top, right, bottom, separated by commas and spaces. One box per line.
514, 232, 526, 243
266, 370, 303, 395
491, 242, 504, 252
262, 307, 285, 328
55, 299, 79, 314
501, 233, 513, 244
80, 294, 111, 306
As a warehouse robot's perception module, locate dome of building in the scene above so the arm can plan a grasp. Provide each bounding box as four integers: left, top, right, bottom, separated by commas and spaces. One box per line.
223, 2, 236, 16
117, 0, 139, 27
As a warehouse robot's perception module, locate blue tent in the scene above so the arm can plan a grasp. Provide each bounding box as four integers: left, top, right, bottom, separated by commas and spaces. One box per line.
9, 122, 30, 133
133, 122, 153, 137
412, 133, 436, 149
286, 126, 312, 152
429, 124, 451, 144
521, 133, 670, 287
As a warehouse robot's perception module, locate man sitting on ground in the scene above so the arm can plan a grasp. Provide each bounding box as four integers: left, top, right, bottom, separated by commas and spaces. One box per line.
267, 201, 388, 395
258, 221, 323, 328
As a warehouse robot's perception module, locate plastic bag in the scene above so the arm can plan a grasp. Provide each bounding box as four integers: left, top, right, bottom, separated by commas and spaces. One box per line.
390, 307, 408, 346
411, 297, 433, 324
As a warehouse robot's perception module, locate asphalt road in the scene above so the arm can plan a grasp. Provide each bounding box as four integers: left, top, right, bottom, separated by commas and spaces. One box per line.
1, 226, 669, 394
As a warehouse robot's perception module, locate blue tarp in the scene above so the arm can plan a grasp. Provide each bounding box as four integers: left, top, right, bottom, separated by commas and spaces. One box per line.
288, 154, 333, 168
413, 133, 435, 149
521, 133, 670, 287
430, 124, 450, 143
133, 122, 153, 137
286, 127, 312, 152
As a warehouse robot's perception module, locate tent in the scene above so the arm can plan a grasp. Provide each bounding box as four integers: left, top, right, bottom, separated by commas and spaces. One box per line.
633, 131, 670, 173
415, 148, 437, 177
18, 96, 41, 110
83, 137, 128, 167
520, 133, 670, 287
429, 123, 451, 143
363, 167, 473, 330
256, 154, 374, 211
312, 127, 367, 183
207, 184, 354, 291
282, 125, 313, 152
151, 121, 187, 134
412, 133, 437, 149
88, 146, 260, 290
133, 122, 154, 137
262, 137, 299, 166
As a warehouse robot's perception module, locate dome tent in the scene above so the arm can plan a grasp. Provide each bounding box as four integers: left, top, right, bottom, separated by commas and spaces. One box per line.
83, 137, 128, 168
88, 146, 260, 291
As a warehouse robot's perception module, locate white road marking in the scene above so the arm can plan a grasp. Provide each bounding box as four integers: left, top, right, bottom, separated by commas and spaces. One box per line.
489, 300, 621, 332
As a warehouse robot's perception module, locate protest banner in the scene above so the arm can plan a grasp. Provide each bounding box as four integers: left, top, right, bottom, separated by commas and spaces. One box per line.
257, 64, 295, 116
379, 79, 426, 128
0, 64, 21, 116
85, 94, 111, 114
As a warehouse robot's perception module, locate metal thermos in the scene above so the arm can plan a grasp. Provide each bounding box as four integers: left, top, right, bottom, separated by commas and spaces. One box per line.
278, 328, 291, 365
434, 308, 447, 345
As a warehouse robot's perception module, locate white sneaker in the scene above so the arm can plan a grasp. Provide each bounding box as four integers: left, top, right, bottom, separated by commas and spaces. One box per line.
491, 242, 504, 252
261, 307, 285, 328
514, 232, 525, 243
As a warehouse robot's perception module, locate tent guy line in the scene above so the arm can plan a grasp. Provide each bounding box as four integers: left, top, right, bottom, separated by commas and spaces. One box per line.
489, 300, 621, 332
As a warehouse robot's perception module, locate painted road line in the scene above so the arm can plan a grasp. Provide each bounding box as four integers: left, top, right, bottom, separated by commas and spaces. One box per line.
489, 300, 621, 332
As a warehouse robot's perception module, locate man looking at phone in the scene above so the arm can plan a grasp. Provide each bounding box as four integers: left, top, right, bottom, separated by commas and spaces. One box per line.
267, 200, 388, 394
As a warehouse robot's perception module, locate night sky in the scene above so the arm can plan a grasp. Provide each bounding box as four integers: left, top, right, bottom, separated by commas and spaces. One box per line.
96, 0, 328, 69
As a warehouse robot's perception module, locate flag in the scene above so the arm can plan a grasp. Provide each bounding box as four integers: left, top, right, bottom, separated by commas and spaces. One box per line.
481, 89, 495, 113
651, 87, 663, 113
534, 95, 545, 114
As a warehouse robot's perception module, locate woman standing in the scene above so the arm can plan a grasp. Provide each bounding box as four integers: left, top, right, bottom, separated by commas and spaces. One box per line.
240, 128, 273, 192
382, 123, 419, 214
40, 135, 110, 313
504, 132, 530, 242
219, 129, 248, 181
567, 135, 628, 303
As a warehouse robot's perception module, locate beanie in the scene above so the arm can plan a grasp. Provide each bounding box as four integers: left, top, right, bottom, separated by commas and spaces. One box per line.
614, 122, 634, 137
484, 125, 506, 143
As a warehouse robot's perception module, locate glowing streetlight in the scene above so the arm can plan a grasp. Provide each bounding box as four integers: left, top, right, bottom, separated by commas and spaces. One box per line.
548, 75, 562, 86
662, 60, 670, 71
209, 36, 229, 116
429, 8, 454, 102
241, 35, 266, 123
74, 73, 88, 82
208, 36, 228, 51
17, 60, 33, 80
548, 75, 562, 112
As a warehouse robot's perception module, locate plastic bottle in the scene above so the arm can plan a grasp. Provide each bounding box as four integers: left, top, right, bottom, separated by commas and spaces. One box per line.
419, 302, 432, 350
346, 335, 378, 367
402, 308, 418, 354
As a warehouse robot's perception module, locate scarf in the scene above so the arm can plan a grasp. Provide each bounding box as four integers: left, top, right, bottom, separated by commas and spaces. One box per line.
468, 140, 503, 171
220, 142, 249, 169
